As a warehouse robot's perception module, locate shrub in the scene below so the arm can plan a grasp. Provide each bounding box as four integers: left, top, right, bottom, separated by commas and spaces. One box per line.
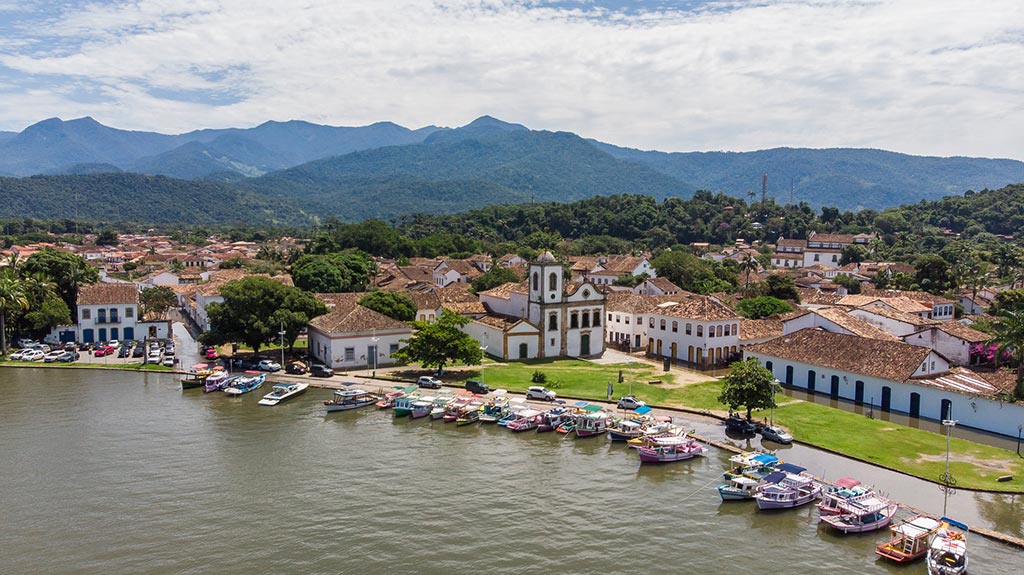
531, 370, 547, 383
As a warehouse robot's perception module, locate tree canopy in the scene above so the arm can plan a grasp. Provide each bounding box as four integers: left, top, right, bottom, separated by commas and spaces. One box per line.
291, 251, 373, 293
139, 286, 178, 319
21, 248, 98, 313
358, 291, 416, 322
471, 264, 520, 293
736, 296, 793, 320
718, 358, 778, 420
204, 277, 327, 353
392, 309, 482, 372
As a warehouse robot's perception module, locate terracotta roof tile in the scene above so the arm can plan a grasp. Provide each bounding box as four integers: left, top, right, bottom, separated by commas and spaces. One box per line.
813, 307, 901, 341
310, 293, 410, 334
739, 318, 784, 342
77, 283, 138, 305
852, 305, 939, 327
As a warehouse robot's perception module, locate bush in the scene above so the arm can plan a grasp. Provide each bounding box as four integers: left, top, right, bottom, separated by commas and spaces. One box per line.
531, 370, 547, 383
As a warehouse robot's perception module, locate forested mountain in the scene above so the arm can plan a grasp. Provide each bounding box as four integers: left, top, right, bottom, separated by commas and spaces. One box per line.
592, 143, 1024, 211
0, 173, 312, 226
0, 117, 441, 178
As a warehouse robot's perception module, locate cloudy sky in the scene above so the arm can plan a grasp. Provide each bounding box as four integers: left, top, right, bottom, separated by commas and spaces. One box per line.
0, 1, 1021, 158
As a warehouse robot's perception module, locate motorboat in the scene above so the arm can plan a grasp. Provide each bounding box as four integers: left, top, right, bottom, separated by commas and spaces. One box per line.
223, 372, 266, 395
497, 399, 529, 426
717, 475, 760, 501
392, 391, 423, 417
573, 408, 611, 438
258, 382, 309, 406
537, 407, 570, 432
506, 409, 542, 432
875, 515, 943, 563
410, 396, 436, 419
926, 518, 968, 575
754, 463, 823, 510
324, 388, 381, 412
636, 435, 706, 463
376, 386, 417, 409
456, 401, 483, 426
724, 452, 779, 480
819, 496, 899, 533
818, 477, 871, 516
430, 392, 455, 419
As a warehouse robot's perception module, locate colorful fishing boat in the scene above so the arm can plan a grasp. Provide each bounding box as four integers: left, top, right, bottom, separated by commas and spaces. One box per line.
626, 427, 686, 449
324, 388, 381, 412
754, 463, 823, 510
393, 390, 423, 417
817, 477, 871, 516
203, 372, 234, 392
574, 409, 611, 438
636, 435, 706, 463
926, 517, 968, 575
181, 364, 222, 389
430, 392, 455, 419
443, 395, 475, 422
376, 385, 416, 409
456, 402, 483, 426
410, 396, 435, 419
819, 496, 899, 533
537, 407, 571, 432
223, 372, 265, 396
497, 398, 528, 426
258, 382, 308, 406
479, 396, 510, 423
506, 409, 542, 432
724, 452, 780, 480
717, 475, 761, 501
876, 515, 943, 563
608, 419, 645, 441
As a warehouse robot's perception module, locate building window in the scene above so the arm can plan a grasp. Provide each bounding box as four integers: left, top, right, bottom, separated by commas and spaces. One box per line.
615, 315, 620, 323
831, 254, 838, 262
685, 323, 692, 335
672, 321, 678, 333
344, 348, 355, 362
624, 317, 630, 325
607, 313, 612, 322
82, 309, 91, 320
125, 308, 134, 318
660, 319, 666, 331
109, 308, 119, 323
549, 314, 557, 331
570, 313, 579, 329
814, 254, 820, 261
724, 324, 731, 336
582, 313, 590, 328
97, 309, 106, 323
717, 325, 723, 337
549, 272, 557, 291
697, 325, 703, 337
649, 317, 654, 328
532, 272, 538, 291
389, 343, 399, 355
733, 323, 738, 334
637, 316, 642, 325
593, 311, 600, 326
709, 326, 715, 338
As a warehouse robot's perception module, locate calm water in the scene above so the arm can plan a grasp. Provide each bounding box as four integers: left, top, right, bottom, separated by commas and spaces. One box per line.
0, 369, 1020, 575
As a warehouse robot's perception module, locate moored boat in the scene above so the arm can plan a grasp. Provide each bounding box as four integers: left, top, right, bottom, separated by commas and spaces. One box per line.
608, 419, 645, 441
926, 517, 968, 575
479, 396, 510, 423
258, 382, 308, 406
717, 475, 760, 501
410, 396, 435, 419
393, 391, 422, 417
636, 435, 706, 463
573, 407, 611, 438
324, 388, 381, 412
537, 407, 570, 432
754, 463, 823, 510
443, 395, 475, 422
875, 515, 943, 563
456, 402, 483, 426
819, 496, 899, 533
626, 427, 686, 449
376, 386, 417, 409
506, 409, 542, 432
430, 392, 455, 419
497, 399, 528, 426
817, 476, 870, 516
223, 372, 265, 395
182, 365, 223, 390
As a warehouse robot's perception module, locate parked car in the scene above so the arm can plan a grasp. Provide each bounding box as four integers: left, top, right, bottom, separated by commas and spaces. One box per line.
80, 342, 94, 352
94, 345, 116, 357
231, 358, 256, 370
285, 361, 308, 375
617, 395, 646, 410
465, 379, 489, 394
43, 350, 64, 363
147, 350, 162, 362
205, 348, 219, 360
118, 346, 132, 358
257, 359, 281, 372
107, 340, 120, 349
759, 425, 794, 444
9, 349, 28, 360
63, 342, 77, 352
162, 356, 175, 367
309, 364, 334, 378
417, 376, 443, 389
132, 346, 144, 358
725, 415, 757, 435
164, 345, 175, 356
16, 338, 38, 348
525, 386, 557, 401
22, 349, 45, 361
57, 351, 79, 363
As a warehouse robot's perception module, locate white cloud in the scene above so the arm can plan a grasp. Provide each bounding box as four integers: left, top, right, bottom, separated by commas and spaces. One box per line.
0, 0, 1021, 158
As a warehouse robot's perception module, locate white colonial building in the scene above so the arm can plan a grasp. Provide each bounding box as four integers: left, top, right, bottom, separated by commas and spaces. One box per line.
466, 252, 605, 359
307, 293, 412, 371
76, 283, 169, 343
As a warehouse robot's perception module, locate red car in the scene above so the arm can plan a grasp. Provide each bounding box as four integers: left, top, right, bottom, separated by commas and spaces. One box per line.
205, 348, 219, 360
93, 345, 116, 357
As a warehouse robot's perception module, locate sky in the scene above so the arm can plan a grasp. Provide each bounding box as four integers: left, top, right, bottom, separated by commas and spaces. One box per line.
0, 0, 1022, 159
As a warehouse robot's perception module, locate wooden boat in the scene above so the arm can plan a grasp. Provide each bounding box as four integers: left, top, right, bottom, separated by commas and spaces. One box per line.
875, 515, 943, 563
497, 399, 529, 426
324, 388, 381, 412
223, 372, 266, 396
926, 517, 968, 575
479, 397, 509, 423
817, 477, 870, 516
430, 393, 455, 419
555, 419, 576, 434
410, 396, 435, 419
636, 435, 706, 463
754, 463, 823, 510
626, 427, 686, 449
204, 372, 236, 393
819, 496, 899, 533
537, 407, 570, 432
608, 419, 645, 441
392, 391, 422, 417
376, 386, 417, 409
574, 410, 611, 438
456, 402, 482, 426
181, 365, 222, 390
443, 395, 474, 422
506, 409, 542, 432
717, 475, 760, 501
258, 382, 308, 406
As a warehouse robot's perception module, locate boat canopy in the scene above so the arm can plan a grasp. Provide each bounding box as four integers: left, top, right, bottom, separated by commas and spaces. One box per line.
752, 453, 779, 465
191, 363, 209, 370
494, 389, 508, 396
834, 476, 861, 489
575, 401, 590, 407
634, 405, 653, 415
776, 463, 806, 474
763, 471, 787, 484
939, 517, 970, 532
582, 404, 603, 413
341, 381, 360, 386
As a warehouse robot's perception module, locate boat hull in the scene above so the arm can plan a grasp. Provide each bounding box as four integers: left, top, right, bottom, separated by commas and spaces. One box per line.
717, 486, 755, 501
324, 400, 375, 412
756, 492, 820, 510
820, 504, 898, 533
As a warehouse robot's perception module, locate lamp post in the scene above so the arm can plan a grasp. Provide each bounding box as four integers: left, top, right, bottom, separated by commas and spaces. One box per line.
941, 415, 958, 516
1017, 424, 1023, 457
278, 322, 286, 370
770, 379, 781, 427
479, 345, 488, 387
371, 334, 380, 378
627, 342, 633, 396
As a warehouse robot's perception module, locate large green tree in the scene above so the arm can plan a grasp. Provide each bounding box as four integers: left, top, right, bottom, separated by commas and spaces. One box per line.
392, 309, 482, 372
914, 254, 953, 295
471, 265, 520, 293
736, 296, 792, 319
989, 310, 1024, 400
651, 249, 735, 294
139, 285, 178, 319
358, 291, 416, 322
21, 248, 98, 313
291, 251, 373, 293
0, 271, 29, 355
718, 358, 777, 420
205, 277, 327, 353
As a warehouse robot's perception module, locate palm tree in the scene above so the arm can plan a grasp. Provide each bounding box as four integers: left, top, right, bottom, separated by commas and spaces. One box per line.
738, 253, 759, 289
990, 310, 1024, 400
0, 272, 29, 356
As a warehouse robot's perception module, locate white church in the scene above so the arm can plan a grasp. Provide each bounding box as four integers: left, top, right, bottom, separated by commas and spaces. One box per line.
465, 251, 606, 360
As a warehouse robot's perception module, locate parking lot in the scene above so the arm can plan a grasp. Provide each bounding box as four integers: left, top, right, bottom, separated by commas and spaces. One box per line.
7, 338, 181, 368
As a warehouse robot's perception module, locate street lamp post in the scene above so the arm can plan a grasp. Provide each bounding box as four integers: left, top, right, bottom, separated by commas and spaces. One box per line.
479, 345, 488, 387
278, 322, 286, 370
770, 379, 781, 427
1017, 423, 1023, 456
627, 342, 633, 396
941, 415, 958, 516
371, 335, 380, 378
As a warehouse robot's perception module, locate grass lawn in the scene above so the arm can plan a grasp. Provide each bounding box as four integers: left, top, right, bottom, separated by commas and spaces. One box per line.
478, 358, 679, 401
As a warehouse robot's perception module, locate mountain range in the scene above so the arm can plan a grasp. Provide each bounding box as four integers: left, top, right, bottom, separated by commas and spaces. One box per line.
1, 114, 1023, 223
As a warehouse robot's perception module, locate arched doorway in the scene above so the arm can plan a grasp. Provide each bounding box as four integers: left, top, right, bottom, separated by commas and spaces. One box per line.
656, 340, 663, 356
784, 365, 793, 385
670, 342, 677, 359
909, 393, 921, 418
807, 370, 816, 390
688, 346, 694, 364
518, 343, 528, 359
830, 376, 840, 399
854, 381, 865, 405
696, 348, 703, 367
580, 334, 591, 356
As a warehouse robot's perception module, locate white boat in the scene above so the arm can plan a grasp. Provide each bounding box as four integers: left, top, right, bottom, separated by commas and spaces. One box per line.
926, 517, 968, 575
506, 409, 542, 432
717, 475, 760, 501
754, 463, 823, 510
324, 388, 380, 412
258, 382, 309, 406
410, 396, 435, 419
429, 393, 455, 419
819, 495, 899, 533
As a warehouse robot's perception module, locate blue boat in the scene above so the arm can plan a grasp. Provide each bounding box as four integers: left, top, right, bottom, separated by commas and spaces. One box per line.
223, 372, 266, 396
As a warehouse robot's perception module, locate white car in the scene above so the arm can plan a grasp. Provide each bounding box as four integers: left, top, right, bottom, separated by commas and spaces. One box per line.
107, 340, 120, 349
760, 425, 794, 444
617, 395, 646, 410
417, 376, 443, 389
525, 386, 557, 401
256, 360, 281, 372
162, 356, 175, 367
22, 349, 45, 361
9, 349, 27, 360
147, 350, 162, 362
43, 350, 64, 363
